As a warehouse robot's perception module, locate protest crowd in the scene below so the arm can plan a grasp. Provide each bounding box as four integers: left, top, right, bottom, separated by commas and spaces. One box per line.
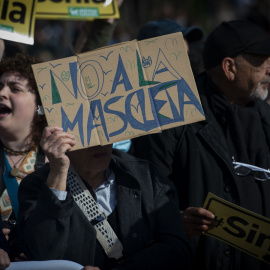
1, 0, 270, 269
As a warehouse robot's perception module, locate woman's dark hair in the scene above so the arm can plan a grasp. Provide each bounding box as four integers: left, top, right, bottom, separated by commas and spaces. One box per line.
0, 53, 47, 146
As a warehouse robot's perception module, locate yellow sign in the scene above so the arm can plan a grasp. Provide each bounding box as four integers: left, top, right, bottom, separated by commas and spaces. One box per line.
35, 0, 119, 20
32, 33, 205, 151
203, 193, 270, 264
0, 0, 36, 45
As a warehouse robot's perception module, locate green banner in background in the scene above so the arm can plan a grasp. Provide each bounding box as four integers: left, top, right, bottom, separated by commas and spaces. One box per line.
35, 0, 119, 20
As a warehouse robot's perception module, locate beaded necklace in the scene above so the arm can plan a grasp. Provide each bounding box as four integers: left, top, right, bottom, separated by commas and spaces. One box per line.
3, 147, 32, 156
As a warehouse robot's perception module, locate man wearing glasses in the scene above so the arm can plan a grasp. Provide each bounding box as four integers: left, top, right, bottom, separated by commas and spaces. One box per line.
131, 20, 270, 270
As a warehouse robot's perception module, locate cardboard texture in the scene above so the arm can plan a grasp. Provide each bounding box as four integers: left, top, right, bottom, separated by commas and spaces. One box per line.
32, 32, 205, 150
203, 193, 270, 264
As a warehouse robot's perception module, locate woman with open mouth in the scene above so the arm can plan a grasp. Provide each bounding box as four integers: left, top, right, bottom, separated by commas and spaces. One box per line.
0, 53, 47, 262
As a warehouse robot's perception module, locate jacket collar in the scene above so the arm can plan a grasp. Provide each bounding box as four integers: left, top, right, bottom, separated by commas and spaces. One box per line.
257, 101, 270, 147
195, 73, 239, 171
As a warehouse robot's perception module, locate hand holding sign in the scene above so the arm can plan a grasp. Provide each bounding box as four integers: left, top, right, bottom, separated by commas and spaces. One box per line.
41, 126, 76, 191
181, 207, 216, 237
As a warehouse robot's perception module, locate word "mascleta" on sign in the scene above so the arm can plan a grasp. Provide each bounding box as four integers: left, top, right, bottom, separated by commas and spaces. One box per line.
32, 32, 205, 150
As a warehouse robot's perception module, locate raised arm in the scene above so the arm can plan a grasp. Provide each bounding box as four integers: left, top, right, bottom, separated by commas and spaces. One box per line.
41, 126, 75, 191
18, 126, 76, 260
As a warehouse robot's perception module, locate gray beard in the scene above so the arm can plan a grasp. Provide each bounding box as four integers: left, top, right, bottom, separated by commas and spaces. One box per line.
249, 85, 269, 101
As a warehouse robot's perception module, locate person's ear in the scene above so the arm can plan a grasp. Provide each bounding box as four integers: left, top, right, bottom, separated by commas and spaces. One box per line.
221, 57, 237, 81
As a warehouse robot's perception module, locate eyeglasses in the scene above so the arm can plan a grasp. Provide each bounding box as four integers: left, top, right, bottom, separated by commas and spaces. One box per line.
233, 161, 270, 181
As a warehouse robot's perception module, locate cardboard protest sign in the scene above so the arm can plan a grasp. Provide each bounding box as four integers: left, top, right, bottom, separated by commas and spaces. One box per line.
0, 0, 36, 45
32, 32, 205, 150
35, 0, 119, 20
203, 193, 270, 264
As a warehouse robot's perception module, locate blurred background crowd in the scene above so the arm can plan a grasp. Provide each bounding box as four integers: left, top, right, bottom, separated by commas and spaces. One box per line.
4, 0, 270, 67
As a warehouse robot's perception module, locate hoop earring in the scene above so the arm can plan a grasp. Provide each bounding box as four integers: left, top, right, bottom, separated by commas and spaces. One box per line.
37, 105, 45, 115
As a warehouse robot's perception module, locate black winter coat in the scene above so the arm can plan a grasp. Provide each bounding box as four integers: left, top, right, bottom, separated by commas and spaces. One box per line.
132, 72, 270, 270
18, 149, 192, 270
